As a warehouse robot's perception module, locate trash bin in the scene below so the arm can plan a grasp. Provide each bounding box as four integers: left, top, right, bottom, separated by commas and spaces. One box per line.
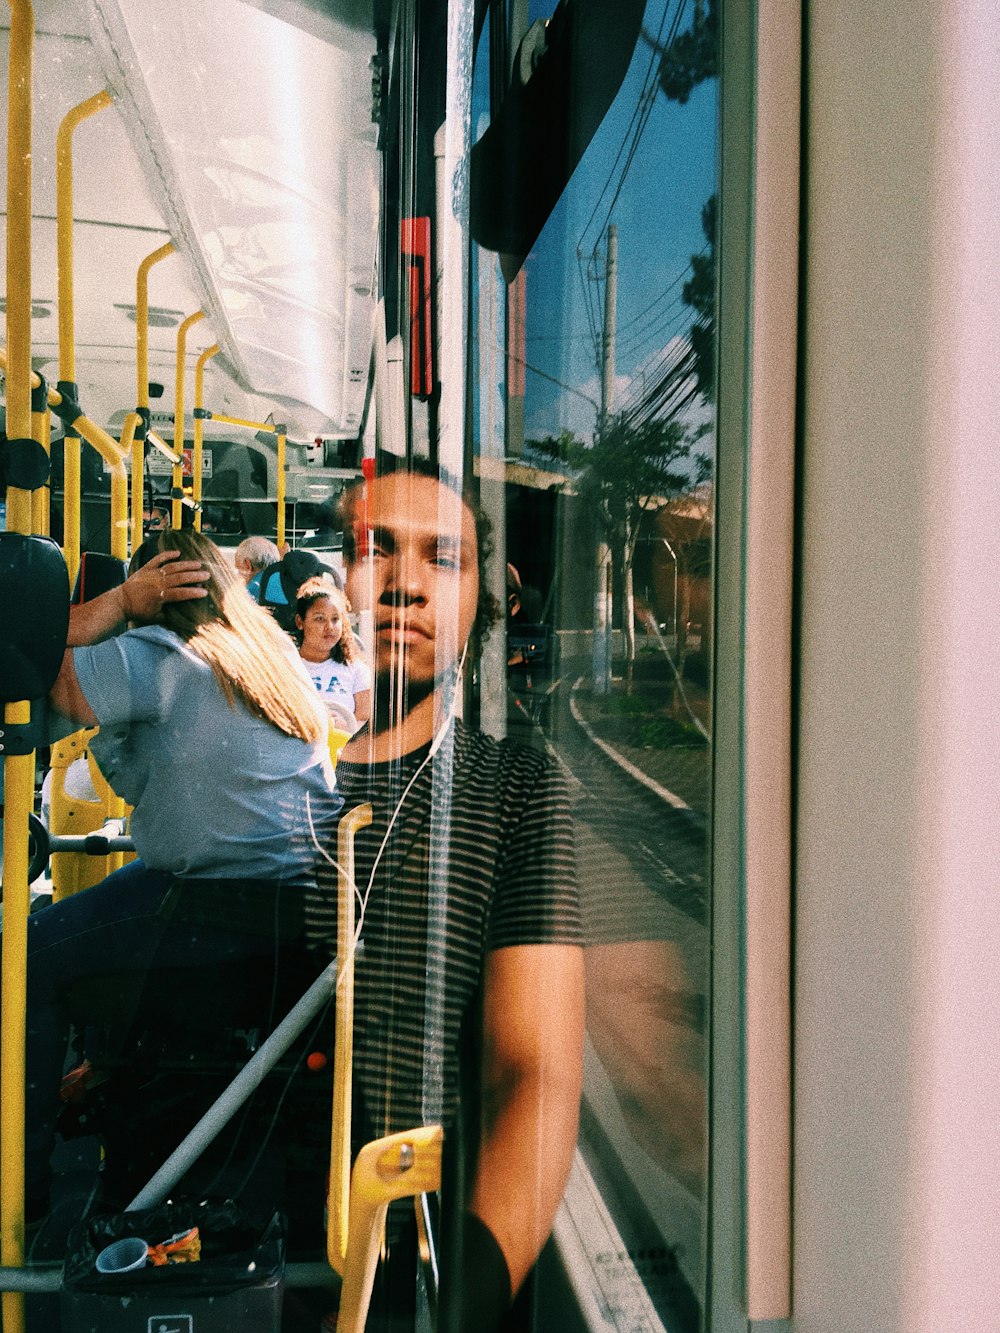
61, 1197, 286, 1333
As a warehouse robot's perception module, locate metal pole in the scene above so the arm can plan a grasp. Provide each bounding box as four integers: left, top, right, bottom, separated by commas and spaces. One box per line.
600, 223, 618, 427
592, 225, 618, 694
662, 537, 679, 645
171, 311, 205, 529
127, 961, 339, 1212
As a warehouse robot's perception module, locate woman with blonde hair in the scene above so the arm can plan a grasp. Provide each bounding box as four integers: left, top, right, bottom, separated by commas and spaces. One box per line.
18, 530, 340, 1221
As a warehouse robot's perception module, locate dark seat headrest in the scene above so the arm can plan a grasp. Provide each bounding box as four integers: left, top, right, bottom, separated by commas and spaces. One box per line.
0, 533, 70, 701
71, 550, 129, 606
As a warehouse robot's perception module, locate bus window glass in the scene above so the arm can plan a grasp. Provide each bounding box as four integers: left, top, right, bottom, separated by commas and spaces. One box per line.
470, 0, 718, 1325
2, 1, 717, 1328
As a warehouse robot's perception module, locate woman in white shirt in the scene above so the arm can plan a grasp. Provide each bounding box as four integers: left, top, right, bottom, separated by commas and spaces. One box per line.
295, 578, 371, 732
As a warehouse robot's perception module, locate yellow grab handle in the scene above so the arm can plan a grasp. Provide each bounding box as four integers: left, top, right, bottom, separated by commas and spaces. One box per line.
335, 1126, 444, 1333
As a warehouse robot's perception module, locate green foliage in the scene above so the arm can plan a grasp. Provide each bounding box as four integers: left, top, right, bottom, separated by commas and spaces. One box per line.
598, 693, 708, 749
650, 0, 718, 104
636, 716, 707, 749
605, 693, 652, 718
537, 414, 694, 558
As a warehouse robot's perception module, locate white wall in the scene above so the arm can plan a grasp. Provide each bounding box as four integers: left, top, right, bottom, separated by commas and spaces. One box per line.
794, 1, 1000, 1329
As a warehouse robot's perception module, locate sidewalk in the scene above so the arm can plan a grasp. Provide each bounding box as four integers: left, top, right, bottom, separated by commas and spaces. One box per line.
569, 653, 710, 817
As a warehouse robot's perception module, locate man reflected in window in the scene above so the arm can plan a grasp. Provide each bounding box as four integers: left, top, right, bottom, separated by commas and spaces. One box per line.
305, 459, 584, 1332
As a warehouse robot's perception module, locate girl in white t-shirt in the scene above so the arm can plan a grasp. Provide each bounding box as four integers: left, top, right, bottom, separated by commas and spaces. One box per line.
295, 579, 371, 733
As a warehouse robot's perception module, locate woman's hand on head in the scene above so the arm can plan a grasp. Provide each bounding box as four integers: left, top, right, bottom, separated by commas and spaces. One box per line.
120, 548, 210, 621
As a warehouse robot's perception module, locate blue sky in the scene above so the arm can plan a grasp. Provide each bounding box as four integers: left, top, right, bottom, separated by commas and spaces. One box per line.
472, 0, 718, 446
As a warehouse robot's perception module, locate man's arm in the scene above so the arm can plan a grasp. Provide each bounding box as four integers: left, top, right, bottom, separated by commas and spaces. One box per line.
49, 650, 97, 725
469, 942, 585, 1296
53, 549, 209, 722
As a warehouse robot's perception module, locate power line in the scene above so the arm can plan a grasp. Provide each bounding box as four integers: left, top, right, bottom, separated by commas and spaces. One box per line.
581, 0, 691, 255
575, 0, 680, 253
615, 244, 707, 337
498, 342, 601, 415
616, 294, 688, 360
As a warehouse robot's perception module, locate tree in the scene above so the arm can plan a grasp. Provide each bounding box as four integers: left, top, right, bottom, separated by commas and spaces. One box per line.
646, 0, 718, 105
683, 194, 716, 401
538, 415, 697, 691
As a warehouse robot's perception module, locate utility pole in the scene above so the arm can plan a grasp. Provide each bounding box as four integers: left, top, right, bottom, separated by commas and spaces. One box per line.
593, 224, 617, 694
600, 223, 618, 429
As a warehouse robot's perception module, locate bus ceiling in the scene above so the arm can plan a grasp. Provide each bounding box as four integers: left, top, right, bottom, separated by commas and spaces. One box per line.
2, 0, 384, 441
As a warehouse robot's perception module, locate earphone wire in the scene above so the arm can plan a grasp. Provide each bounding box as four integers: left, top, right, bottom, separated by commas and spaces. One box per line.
305, 641, 468, 980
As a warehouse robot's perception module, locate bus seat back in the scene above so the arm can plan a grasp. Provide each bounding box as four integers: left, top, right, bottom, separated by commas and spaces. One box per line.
0, 532, 70, 702
72, 550, 128, 605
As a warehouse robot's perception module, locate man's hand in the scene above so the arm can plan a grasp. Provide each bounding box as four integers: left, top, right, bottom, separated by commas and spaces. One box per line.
67, 549, 209, 647
118, 548, 210, 623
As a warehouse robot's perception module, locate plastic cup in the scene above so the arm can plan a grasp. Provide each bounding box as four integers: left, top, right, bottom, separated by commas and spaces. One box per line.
95, 1237, 148, 1274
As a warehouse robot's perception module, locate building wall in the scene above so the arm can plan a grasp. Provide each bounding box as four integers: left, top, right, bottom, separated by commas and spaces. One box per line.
794, 1, 1000, 1329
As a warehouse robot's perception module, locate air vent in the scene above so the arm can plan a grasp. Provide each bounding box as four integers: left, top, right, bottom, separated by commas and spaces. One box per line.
113, 303, 184, 329
0, 296, 53, 320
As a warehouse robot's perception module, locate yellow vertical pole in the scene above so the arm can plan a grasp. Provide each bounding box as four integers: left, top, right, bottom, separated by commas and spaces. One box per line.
120, 412, 144, 554
135, 241, 175, 544
56, 89, 112, 587
136, 242, 175, 410
56, 91, 112, 372
30, 395, 49, 535
327, 803, 373, 1275
130, 425, 145, 551
3, 4, 34, 1325
171, 311, 204, 529
276, 428, 287, 548
192, 343, 220, 533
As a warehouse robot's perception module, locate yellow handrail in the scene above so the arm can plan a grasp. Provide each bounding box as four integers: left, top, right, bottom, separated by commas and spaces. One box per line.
56, 91, 112, 381
136, 241, 175, 410
277, 429, 287, 547
194, 410, 287, 547
122, 411, 145, 553
55, 89, 112, 587
135, 242, 175, 541
192, 343, 220, 532
197, 409, 278, 433
171, 311, 205, 529
0, 353, 130, 571
70, 416, 128, 561
327, 802, 372, 1275
0, 349, 129, 475
3, 6, 35, 1325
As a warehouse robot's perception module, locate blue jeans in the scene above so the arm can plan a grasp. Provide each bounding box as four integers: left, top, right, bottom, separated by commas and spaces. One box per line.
23, 860, 310, 1205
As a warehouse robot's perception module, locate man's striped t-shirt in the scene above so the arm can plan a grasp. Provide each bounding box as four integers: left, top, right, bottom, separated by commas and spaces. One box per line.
303, 719, 581, 1148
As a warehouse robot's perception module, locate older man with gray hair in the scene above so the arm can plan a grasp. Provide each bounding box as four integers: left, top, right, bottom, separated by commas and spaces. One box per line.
234, 535, 281, 597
